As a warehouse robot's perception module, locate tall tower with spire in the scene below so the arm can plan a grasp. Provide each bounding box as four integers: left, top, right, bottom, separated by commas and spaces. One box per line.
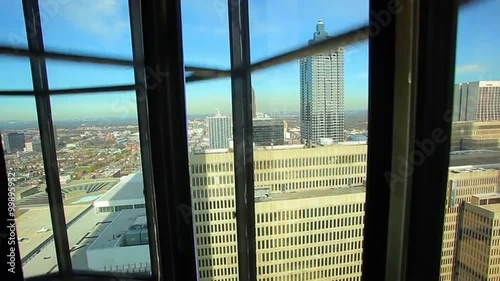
300, 20, 345, 145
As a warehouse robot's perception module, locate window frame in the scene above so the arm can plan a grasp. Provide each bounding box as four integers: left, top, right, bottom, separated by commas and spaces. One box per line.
0, 0, 464, 280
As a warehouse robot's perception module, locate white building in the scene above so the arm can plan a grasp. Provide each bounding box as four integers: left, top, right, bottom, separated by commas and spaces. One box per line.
300, 20, 345, 145
454, 81, 500, 121
93, 172, 145, 213
86, 209, 150, 273
207, 109, 232, 149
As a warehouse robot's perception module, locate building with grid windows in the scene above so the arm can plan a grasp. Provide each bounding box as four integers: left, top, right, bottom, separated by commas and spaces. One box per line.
253, 118, 285, 146
300, 20, 345, 145
2, 132, 26, 153
191, 144, 367, 281
453, 81, 500, 121
450, 121, 500, 151
455, 194, 500, 281
439, 164, 500, 281
208, 109, 233, 149
81, 144, 500, 280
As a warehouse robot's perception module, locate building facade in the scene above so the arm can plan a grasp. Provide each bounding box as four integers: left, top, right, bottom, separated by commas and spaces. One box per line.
190, 145, 367, 281
300, 20, 345, 145
253, 119, 285, 146
456, 195, 500, 281
453, 81, 500, 121
450, 121, 500, 151
440, 165, 500, 281
2, 132, 26, 153
208, 109, 232, 149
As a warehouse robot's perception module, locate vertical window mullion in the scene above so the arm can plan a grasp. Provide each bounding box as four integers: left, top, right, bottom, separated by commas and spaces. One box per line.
228, 0, 256, 281
128, 0, 162, 279
21, 0, 72, 274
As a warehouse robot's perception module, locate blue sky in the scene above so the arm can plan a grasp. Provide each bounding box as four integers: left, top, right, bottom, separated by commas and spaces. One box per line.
0, 0, 499, 121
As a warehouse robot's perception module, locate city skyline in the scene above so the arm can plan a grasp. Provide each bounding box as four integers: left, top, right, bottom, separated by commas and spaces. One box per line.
0, 0, 499, 120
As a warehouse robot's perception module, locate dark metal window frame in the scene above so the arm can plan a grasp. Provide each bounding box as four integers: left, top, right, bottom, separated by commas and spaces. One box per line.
0, 0, 474, 280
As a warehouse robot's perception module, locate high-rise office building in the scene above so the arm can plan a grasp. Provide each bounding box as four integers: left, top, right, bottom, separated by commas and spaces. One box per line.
453, 81, 500, 121
2, 132, 26, 153
456, 195, 500, 280
25, 141, 42, 152
439, 164, 500, 281
300, 20, 345, 145
449, 120, 500, 151
208, 109, 232, 149
190, 144, 367, 281
253, 118, 285, 146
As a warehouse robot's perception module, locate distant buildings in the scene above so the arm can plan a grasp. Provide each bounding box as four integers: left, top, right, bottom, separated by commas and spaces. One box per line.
25, 141, 42, 152
449, 120, 500, 151
453, 81, 500, 121
253, 118, 284, 146
2, 132, 26, 153
207, 109, 232, 149
300, 20, 345, 145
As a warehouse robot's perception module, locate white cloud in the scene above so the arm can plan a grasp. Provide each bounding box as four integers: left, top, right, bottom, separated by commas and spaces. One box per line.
456, 64, 486, 74
56, 0, 128, 40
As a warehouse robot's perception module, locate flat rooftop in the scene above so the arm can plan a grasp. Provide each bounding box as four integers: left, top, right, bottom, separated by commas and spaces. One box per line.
449, 150, 500, 167
256, 185, 365, 203
474, 192, 500, 199
94, 173, 144, 205
478, 203, 500, 214
87, 209, 147, 250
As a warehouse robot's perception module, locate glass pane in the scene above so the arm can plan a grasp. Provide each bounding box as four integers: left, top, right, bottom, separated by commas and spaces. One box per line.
181, 2, 239, 279
185, 80, 239, 280
249, 0, 368, 63
0, 0, 28, 48
442, 2, 500, 281
0, 96, 59, 278
46, 60, 134, 90
39, 0, 133, 59
250, 1, 368, 280
181, 0, 230, 69
50, 92, 150, 275
0, 57, 33, 91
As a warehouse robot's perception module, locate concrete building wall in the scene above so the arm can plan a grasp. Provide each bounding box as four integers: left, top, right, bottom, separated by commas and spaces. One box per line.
87, 244, 150, 273
190, 145, 367, 281
440, 169, 500, 281
450, 121, 500, 151
453, 81, 500, 122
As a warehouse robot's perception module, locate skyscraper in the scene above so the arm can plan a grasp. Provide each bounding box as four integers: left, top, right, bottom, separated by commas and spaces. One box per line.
207, 109, 232, 149
2, 132, 26, 153
453, 81, 500, 121
300, 20, 345, 145
252, 118, 285, 146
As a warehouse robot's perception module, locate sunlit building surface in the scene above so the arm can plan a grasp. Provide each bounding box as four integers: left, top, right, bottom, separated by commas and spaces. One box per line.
450, 121, 500, 151
208, 109, 233, 149
454, 81, 500, 122
456, 194, 500, 281
440, 163, 500, 281
300, 20, 345, 145
86, 209, 150, 273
